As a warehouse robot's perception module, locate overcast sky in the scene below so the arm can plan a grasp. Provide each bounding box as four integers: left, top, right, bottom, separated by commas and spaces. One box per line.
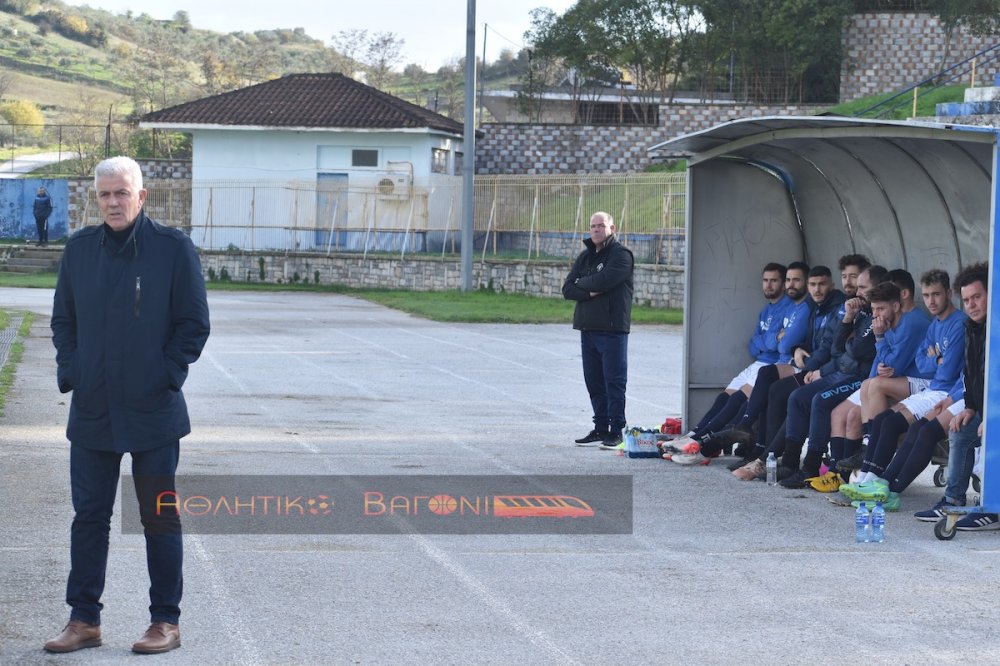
71, 0, 577, 69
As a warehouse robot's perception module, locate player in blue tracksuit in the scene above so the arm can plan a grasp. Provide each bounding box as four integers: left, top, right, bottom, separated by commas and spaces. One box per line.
668, 262, 790, 458
851, 269, 965, 483
695, 263, 818, 459
775, 266, 887, 486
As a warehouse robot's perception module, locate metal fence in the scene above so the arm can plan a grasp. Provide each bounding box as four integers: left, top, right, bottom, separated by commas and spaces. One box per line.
75, 172, 687, 264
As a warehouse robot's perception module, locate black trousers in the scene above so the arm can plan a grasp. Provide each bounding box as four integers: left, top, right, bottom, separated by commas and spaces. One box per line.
35, 215, 48, 244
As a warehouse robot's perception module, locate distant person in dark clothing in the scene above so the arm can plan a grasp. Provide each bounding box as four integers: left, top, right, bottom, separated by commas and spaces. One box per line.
563, 211, 635, 449
33, 185, 52, 246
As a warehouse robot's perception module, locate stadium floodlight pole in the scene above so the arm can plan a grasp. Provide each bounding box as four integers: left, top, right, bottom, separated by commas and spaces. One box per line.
460, 0, 476, 292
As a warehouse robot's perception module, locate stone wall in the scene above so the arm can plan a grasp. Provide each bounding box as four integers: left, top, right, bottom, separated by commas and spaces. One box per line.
64, 159, 193, 233
476, 103, 822, 174
840, 12, 995, 103
199, 251, 685, 309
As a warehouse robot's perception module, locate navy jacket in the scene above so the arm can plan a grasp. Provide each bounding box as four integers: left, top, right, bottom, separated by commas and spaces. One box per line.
33, 193, 52, 220
799, 289, 847, 374
51, 213, 210, 452
562, 235, 634, 332
832, 306, 877, 379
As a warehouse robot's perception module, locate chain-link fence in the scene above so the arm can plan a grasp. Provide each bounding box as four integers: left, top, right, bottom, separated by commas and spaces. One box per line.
74, 172, 687, 264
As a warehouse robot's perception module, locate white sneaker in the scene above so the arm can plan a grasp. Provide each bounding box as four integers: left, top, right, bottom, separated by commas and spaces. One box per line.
662, 437, 700, 454
670, 452, 708, 466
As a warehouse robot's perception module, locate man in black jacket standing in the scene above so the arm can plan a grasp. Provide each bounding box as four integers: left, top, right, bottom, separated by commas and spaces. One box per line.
45, 157, 210, 654
562, 211, 635, 449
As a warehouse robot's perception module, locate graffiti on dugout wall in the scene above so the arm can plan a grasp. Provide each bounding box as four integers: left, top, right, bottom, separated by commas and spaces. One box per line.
0, 179, 68, 240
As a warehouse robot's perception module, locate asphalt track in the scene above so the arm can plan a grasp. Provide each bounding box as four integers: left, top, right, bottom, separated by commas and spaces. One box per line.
1, 287, 999, 665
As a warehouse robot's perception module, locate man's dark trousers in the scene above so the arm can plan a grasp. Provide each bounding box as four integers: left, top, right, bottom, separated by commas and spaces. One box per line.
581, 330, 628, 434
67, 441, 182, 626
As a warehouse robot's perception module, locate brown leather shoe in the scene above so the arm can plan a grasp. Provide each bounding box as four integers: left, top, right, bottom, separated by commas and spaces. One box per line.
132, 622, 181, 654
43, 619, 102, 653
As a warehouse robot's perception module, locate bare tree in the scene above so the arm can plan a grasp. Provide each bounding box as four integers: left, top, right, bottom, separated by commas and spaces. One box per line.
364, 31, 405, 89
63, 93, 108, 175
0, 73, 12, 101
331, 28, 368, 77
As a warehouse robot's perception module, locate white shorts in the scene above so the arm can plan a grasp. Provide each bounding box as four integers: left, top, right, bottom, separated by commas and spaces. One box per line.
948, 398, 966, 416
898, 389, 949, 420
846, 388, 862, 406
726, 361, 768, 392
907, 376, 931, 395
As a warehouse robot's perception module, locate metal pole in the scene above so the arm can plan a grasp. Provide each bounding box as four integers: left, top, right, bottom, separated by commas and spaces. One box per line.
460, 0, 476, 291
478, 22, 487, 127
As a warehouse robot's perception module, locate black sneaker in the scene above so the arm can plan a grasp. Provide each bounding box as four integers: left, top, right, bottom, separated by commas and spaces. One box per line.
779, 469, 808, 488
776, 465, 797, 482
727, 455, 755, 472
575, 429, 609, 446
955, 513, 1000, 531
599, 433, 624, 450
914, 497, 963, 522
837, 447, 867, 471
713, 428, 753, 449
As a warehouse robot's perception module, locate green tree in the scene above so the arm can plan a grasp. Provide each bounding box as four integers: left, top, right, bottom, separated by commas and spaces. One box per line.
1, 99, 43, 137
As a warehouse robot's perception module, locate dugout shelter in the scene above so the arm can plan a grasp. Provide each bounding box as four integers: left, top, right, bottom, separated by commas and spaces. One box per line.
648, 116, 1000, 522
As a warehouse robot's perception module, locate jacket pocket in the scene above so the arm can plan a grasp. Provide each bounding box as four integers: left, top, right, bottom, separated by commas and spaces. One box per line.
121, 351, 173, 410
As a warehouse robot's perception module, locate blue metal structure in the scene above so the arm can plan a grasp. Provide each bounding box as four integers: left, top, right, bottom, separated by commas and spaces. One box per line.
0, 178, 68, 241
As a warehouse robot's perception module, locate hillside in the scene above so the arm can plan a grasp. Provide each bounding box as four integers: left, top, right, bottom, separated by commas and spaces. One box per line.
0, 0, 527, 135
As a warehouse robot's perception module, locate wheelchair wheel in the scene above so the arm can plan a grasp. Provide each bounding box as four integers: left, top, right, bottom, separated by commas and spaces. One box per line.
933, 466, 946, 488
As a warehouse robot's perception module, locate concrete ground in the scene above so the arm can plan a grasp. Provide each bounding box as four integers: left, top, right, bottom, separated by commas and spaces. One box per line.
1, 286, 998, 665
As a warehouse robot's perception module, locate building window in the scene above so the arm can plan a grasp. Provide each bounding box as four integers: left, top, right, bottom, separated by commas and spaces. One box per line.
454, 151, 463, 175
352, 149, 378, 167
431, 148, 448, 174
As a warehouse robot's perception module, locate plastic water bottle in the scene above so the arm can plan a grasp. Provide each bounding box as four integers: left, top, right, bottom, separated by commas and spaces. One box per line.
871, 501, 885, 543
855, 502, 871, 543
766, 452, 777, 486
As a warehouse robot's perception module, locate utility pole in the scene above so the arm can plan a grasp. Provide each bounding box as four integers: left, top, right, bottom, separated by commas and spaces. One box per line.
478, 23, 487, 127
460, 0, 476, 292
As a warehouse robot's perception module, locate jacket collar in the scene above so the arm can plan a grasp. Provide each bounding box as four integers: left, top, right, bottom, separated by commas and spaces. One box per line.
98, 211, 147, 256
583, 234, 618, 253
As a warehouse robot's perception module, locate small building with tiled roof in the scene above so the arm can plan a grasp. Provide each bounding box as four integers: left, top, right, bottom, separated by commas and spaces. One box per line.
139, 73, 466, 252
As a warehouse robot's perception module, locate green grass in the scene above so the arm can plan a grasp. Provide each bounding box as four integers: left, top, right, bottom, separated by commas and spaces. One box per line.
355, 288, 681, 324
0, 271, 58, 288
497, 179, 685, 236
823, 84, 966, 119
0, 272, 681, 324
0, 310, 34, 416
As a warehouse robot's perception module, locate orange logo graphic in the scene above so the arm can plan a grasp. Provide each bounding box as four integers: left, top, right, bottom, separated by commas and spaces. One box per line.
307, 495, 334, 515
427, 494, 458, 515
493, 495, 594, 518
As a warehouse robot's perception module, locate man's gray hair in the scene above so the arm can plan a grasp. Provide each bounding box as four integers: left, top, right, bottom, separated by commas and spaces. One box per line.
94, 156, 143, 190
592, 211, 614, 227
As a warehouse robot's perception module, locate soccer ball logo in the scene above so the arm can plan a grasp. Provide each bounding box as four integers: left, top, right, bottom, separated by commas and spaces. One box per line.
307, 495, 333, 515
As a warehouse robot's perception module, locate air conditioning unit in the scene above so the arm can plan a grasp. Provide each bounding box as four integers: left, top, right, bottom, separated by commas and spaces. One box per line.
375, 171, 412, 200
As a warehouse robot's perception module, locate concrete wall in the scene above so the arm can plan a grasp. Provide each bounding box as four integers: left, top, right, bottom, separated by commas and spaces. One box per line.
476, 103, 822, 174
840, 12, 996, 103
198, 251, 685, 309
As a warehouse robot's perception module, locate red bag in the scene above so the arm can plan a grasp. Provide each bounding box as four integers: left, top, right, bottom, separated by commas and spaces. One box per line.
660, 417, 682, 435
